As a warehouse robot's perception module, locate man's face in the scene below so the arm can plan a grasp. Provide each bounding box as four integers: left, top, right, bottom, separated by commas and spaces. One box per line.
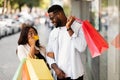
48, 12, 62, 28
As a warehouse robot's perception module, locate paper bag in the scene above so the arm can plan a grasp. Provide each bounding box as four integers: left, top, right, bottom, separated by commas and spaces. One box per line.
22, 62, 30, 80
13, 58, 26, 80
76, 18, 109, 58
26, 59, 53, 80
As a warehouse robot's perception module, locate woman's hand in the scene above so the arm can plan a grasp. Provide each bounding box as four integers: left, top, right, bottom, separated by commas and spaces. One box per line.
28, 36, 36, 58
28, 36, 36, 47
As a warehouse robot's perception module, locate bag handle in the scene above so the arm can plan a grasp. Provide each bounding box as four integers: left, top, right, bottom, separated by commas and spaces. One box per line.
75, 17, 83, 23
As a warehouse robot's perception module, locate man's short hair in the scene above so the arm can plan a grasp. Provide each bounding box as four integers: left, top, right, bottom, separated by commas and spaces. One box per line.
48, 5, 63, 13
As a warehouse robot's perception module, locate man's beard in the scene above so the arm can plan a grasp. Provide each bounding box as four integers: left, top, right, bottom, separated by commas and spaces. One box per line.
55, 20, 62, 28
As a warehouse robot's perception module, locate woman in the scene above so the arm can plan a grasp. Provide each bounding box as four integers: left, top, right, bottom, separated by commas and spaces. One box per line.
17, 24, 46, 62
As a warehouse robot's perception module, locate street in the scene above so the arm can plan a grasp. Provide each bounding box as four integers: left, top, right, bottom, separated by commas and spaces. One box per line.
0, 33, 20, 80
0, 23, 52, 80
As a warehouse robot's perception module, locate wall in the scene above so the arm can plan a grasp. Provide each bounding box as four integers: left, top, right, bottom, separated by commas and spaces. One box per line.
70, 0, 120, 80
107, 0, 120, 80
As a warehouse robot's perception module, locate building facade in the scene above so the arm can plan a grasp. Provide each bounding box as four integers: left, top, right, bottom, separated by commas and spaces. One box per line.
70, 0, 120, 80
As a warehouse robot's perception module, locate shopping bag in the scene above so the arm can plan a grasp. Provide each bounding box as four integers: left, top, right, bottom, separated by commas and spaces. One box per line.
26, 58, 53, 80
22, 62, 30, 80
76, 18, 109, 58
111, 33, 120, 49
13, 58, 26, 80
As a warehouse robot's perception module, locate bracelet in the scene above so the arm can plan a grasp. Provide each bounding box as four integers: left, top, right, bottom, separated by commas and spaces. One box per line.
67, 27, 72, 31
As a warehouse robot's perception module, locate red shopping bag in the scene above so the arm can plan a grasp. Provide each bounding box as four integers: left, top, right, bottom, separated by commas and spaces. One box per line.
76, 18, 109, 58
111, 33, 120, 49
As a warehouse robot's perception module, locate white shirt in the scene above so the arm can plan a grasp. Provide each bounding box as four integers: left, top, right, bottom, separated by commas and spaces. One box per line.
17, 44, 45, 61
46, 21, 87, 79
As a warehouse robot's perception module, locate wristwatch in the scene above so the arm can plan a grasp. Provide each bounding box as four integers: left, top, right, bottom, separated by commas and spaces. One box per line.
67, 27, 72, 31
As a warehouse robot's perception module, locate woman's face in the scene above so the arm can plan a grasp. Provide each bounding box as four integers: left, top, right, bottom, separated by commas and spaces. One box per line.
28, 28, 37, 39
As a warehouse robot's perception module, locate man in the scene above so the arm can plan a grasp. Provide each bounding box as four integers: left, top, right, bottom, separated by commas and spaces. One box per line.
46, 5, 87, 80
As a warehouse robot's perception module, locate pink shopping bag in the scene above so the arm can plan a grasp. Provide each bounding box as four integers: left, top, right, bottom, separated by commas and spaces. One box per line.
111, 33, 120, 49
76, 18, 109, 58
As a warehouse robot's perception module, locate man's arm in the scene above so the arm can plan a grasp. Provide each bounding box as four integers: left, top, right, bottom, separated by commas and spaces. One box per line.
71, 21, 87, 52
51, 63, 66, 79
66, 16, 75, 36
47, 52, 54, 59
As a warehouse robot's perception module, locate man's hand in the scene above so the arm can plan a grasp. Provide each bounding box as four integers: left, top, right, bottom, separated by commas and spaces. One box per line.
66, 16, 75, 29
55, 67, 66, 79
51, 63, 66, 79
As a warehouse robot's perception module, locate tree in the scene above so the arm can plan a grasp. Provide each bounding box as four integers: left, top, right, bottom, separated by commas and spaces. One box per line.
10, 0, 40, 12
1, 0, 7, 14
39, 0, 50, 9
0, 0, 4, 7
0, 0, 50, 14
101, 0, 108, 8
